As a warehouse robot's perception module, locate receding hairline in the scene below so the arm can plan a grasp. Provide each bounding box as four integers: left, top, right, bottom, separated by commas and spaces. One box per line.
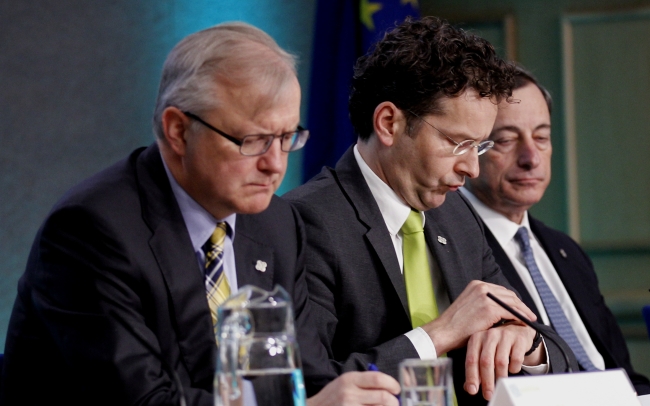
152, 21, 299, 139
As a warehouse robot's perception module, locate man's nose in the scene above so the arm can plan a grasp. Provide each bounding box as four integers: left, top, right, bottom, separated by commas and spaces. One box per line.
517, 136, 541, 169
458, 149, 480, 179
258, 136, 286, 173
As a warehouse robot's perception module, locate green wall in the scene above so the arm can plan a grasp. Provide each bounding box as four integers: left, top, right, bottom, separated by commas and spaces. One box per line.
424, 0, 650, 230
424, 0, 650, 378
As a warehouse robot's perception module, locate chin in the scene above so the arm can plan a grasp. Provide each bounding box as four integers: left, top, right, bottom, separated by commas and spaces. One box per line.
506, 190, 544, 206
422, 195, 447, 210
235, 195, 274, 215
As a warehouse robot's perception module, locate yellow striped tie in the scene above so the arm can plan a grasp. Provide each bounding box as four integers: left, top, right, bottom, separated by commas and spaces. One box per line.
202, 222, 231, 336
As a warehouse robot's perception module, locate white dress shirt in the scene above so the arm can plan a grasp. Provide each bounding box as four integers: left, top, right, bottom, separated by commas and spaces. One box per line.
162, 156, 239, 292
461, 187, 605, 370
354, 147, 548, 372
354, 145, 452, 359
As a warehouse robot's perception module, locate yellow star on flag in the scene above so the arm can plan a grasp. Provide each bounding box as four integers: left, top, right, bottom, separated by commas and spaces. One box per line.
401, 0, 419, 8
360, 0, 383, 31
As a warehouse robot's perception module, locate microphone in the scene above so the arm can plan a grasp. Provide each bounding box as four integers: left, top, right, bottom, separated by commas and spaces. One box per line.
109, 310, 188, 406
486, 292, 573, 373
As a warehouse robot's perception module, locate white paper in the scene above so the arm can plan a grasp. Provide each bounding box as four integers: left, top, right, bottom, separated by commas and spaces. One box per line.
488, 369, 639, 406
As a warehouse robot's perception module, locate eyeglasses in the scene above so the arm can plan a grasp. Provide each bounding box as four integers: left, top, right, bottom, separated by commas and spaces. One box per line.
182, 111, 310, 156
407, 110, 494, 156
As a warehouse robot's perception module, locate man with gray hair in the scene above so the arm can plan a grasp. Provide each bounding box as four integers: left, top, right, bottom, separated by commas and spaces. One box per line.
2, 23, 400, 405
462, 66, 650, 394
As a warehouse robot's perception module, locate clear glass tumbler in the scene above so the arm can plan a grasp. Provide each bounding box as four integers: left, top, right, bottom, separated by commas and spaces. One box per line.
399, 358, 454, 406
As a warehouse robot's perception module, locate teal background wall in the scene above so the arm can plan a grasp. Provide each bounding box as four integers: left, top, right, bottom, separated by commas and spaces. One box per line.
2, 0, 649, 379
0, 0, 316, 351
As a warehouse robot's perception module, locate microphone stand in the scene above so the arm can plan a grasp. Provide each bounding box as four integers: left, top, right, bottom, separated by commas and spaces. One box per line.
486, 293, 573, 373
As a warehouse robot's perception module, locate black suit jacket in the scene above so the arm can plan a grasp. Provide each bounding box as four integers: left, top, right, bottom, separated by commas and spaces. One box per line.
1, 144, 333, 405
284, 147, 577, 406
484, 215, 650, 395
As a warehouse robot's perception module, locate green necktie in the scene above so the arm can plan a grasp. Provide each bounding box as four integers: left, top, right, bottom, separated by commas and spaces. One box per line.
402, 210, 438, 329
403, 211, 458, 406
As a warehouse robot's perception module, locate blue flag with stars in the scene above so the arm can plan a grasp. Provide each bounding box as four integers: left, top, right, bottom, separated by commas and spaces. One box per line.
302, 0, 419, 182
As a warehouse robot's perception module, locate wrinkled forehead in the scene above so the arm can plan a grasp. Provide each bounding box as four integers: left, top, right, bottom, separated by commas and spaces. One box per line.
213, 71, 300, 122
210, 46, 298, 113
494, 83, 550, 126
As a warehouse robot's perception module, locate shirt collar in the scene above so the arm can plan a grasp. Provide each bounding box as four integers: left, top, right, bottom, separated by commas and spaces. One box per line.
460, 187, 531, 246
353, 144, 424, 234
161, 153, 236, 253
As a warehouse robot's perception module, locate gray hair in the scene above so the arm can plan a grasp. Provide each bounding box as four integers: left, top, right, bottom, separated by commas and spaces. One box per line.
152, 22, 298, 139
513, 65, 553, 115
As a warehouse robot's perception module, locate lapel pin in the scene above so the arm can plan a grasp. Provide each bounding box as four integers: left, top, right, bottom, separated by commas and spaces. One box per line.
559, 249, 567, 258
255, 260, 267, 273
437, 236, 447, 245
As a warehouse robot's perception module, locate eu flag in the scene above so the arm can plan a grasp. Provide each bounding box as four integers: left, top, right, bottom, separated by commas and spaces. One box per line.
302, 0, 419, 182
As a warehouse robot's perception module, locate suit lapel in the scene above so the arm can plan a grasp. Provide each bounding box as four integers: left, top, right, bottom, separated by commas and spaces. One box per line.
529, 218, 583, 303
528, 217, 609, 352
136, 145, 215, 386
483, 225, 543, 320
423, 208, 468, 301
233, 214, 275, 291
529, 217, 628, 370
334, 148, 409, 317
529, 218, 594, 317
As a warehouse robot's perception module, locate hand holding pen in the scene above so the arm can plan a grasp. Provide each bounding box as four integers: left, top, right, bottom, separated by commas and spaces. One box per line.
306, 366, 400, 406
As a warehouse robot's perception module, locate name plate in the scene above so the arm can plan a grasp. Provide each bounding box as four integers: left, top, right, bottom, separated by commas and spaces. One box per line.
639, 394, 650, 406
488, 369, 639, 406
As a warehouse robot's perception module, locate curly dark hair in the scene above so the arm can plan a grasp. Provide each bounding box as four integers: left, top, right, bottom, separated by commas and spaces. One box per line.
349, 16, 517, 140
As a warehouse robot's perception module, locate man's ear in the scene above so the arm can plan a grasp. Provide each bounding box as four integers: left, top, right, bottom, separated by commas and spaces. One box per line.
372, 101, 405, 147
161, 107, 191, 156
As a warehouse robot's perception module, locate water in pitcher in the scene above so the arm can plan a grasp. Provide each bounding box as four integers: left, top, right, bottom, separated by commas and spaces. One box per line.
215, 286, 306, 406
216, 368, 306, 406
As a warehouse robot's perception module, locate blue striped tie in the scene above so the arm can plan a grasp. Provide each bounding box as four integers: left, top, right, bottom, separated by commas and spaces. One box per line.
514, 227, 598, 371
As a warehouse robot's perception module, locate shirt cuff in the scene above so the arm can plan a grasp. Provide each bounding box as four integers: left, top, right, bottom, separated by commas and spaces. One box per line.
404, 327, 438, 359
521, 338, 550, 375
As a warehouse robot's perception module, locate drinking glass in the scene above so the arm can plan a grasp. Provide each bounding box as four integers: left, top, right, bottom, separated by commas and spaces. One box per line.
400, 358, 454, 406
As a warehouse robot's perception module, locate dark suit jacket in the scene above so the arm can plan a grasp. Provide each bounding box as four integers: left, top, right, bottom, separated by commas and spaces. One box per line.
284, 147, 577, 406
1, 144, 333, 405
484, 215, 650, 395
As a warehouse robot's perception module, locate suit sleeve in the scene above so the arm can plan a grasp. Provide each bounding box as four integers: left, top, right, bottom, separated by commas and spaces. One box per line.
290, 199, 419, 379
287, 204, 340, 395
3, 206, 213, 406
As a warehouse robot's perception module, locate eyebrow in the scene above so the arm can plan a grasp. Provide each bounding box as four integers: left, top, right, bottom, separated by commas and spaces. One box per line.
491, 123, 551, 134
440, 127, 486, 142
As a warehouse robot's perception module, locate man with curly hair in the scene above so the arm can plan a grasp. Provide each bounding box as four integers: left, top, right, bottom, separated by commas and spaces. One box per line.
285, 17, 576, 404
